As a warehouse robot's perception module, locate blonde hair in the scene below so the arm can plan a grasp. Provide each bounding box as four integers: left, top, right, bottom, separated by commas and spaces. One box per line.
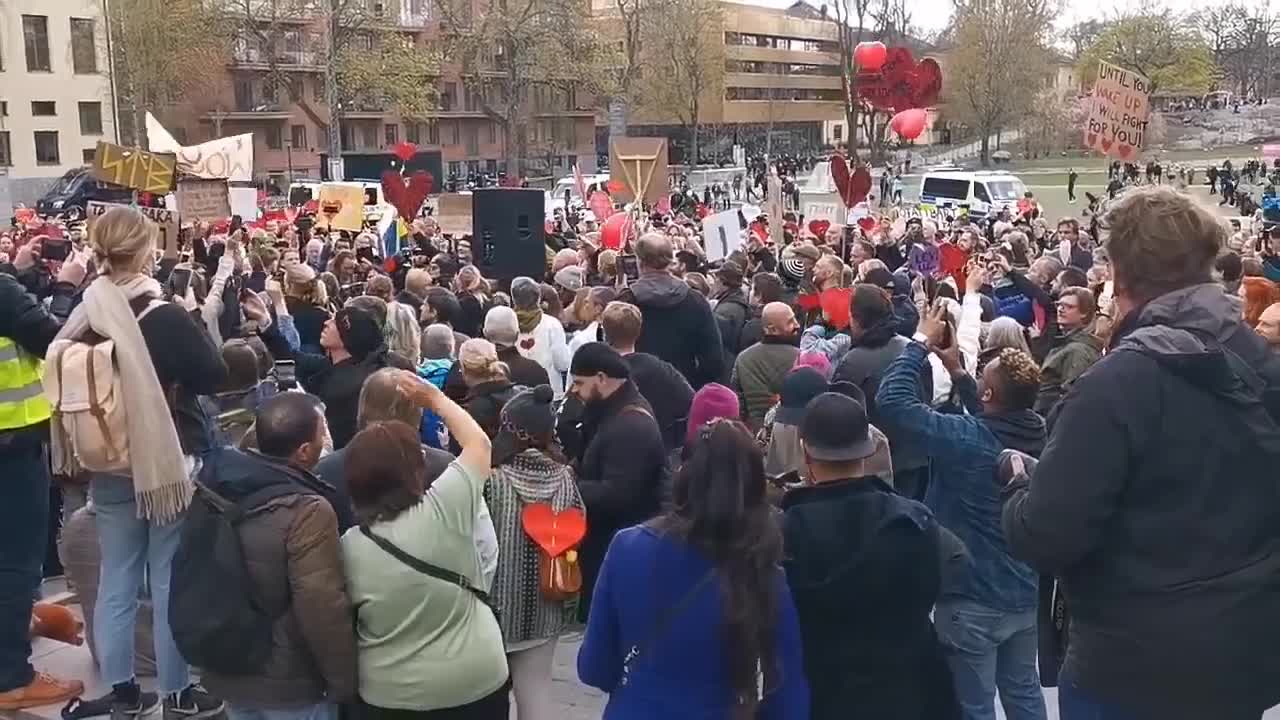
90, 206, 156, 276
285, 264, 327, 306
458, 338, 509, 383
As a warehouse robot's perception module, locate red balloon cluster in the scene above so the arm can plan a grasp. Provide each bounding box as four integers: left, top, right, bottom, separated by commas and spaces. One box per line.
856, 47, 942, 113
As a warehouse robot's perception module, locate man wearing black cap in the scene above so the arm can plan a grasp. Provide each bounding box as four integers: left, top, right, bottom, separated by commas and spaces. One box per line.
566, 342, 669, 619
711, 259, 750, 364
781, 392, 963, 720
297, 306, 393, 449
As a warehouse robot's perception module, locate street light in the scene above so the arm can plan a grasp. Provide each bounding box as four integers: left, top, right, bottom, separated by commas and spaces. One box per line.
285, 138, 294, 186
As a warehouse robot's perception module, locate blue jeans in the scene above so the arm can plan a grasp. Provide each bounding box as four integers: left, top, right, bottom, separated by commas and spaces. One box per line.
90, 474, 189, 694
225, 702, 337, 720
935, 599, 1047, 720
0, 443, 49, 692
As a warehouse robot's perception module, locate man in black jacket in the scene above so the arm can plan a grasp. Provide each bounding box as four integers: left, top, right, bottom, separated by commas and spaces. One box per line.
621, 233, 723, 389
1003, 186, 1280, 720
298, 306, 394, 449
710, 260, 750, 368
600, 301, 693, 453
0, 259, 86, 709
567, 342, 668, 620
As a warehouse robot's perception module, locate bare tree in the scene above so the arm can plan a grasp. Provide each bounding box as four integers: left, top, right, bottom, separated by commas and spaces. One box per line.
829, 0, 872, 161
1193, 3, 1279, 98
636, 0, 724, 166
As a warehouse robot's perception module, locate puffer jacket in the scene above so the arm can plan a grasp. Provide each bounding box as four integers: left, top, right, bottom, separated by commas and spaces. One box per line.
621, 272, 724, 389
1034, 327, 1103, 417
198, 448, 358, 707
732, 337, 799, 429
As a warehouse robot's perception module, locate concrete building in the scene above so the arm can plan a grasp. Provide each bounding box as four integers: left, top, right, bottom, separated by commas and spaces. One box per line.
0, 0, 118, 208
158, 0, 596, 191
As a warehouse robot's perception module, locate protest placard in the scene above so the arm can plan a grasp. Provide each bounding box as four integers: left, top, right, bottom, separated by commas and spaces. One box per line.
436, 193, 473, 236
1084, 61, 1152, 161
177, 179, 231, 221
87, 201, 180, 258
312, 183, 365, 232
609, 138, 668, 205
702, 209, 743, 262
91, 142, 177, 194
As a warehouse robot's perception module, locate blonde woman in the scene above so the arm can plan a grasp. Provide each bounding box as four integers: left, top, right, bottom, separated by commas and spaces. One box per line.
454, 265, 490, 339
458, 338, 518, 441
53, 207, 227, 718
284, 263, 331, 354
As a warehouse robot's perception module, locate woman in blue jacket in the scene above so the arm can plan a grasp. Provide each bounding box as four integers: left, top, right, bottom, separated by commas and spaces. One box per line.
577, 420, 809, 719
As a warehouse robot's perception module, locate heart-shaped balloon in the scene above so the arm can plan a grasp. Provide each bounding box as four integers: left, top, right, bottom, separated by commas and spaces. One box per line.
521, 503, 587, 556
589, 191, 612, 222
857, 216, 876, 232
831, 154, 853, 204
601, 212, 631, 249
381, 170, 433, 221
858, 48, 943, 111
391, 142, 418, 163
808, 219, 831, 238
850, 166, 872, 206
606, 179, 626, 194
819, 288, 854, 330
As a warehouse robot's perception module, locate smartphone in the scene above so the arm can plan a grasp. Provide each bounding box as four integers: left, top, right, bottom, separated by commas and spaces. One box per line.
170, 266, 193, 299
274, 360, 297, 391
342, 282, 366, 297
619, 254, 640, 282
41, 238, 70, 262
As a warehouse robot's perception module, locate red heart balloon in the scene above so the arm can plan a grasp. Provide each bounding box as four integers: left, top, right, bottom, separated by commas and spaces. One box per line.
857, 48, 942, 111
853, 41, 887, 72
381, 170, 433, 221
857, 216, 876, 232
849, 166, 872, 207
908, 59, 943, 108
820, 288, 853, 330
521, 503, 587, 556
391, 142, 418, 164
830, 154, 853, 205
607, 179, 626, 194
808, 219, 831, 238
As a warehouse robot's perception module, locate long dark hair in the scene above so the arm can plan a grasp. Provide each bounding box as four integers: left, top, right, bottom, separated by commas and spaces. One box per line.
653, 420, 784, 717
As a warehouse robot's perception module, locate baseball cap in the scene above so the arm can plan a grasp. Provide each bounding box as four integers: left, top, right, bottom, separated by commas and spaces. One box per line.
799, 392, 877, 463
774, 368, 829, 426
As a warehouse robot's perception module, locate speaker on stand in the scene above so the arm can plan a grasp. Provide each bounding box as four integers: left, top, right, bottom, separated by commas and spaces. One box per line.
472, 188, 546, 281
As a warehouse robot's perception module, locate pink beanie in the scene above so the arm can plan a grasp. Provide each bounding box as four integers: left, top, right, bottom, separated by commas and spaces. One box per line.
685, 383, 741, 447
793, 351, 833, 380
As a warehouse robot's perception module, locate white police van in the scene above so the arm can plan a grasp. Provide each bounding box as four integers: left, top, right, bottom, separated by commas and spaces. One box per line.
918, 167, 1028, 216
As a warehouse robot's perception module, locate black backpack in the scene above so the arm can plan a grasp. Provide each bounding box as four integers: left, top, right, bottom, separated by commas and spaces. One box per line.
170, 479, 297, 675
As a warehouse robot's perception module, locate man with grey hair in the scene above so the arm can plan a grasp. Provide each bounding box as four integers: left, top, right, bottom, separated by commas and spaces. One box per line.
421, 323, 456, 361
618, 233, 724, 388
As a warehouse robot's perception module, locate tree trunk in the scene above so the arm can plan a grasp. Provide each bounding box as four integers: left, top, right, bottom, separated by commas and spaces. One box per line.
980, 132, 991, 167
690, 123, 700, 169
134, 106, 149, 150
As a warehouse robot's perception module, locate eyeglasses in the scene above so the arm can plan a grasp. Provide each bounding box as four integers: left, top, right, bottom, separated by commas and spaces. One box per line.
1056, 301, 1079, 311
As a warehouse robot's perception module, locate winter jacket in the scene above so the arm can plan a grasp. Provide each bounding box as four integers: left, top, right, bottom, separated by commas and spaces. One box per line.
298, 350, 394, 450
623, 351, 693, 452
1003, 283, 1280, 718
622, 272, 724, 389
442, 347, 549, 408
463, 379, 520, 441
877, 341, 1045, 612
516, 313, 570, 398
285, 298, 330, 355
1034, 327, 1103, 417
731, 337, 799, 429
712, 287, 751, 361
782, 477, 963, 720
198, 448, 358, 707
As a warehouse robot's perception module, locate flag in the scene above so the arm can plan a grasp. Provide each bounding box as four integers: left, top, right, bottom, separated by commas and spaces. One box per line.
379, 211, 409, 259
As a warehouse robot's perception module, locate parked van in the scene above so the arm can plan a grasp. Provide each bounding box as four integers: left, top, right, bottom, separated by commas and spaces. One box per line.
36, 167, 135, 219
918, 168, 1028, 216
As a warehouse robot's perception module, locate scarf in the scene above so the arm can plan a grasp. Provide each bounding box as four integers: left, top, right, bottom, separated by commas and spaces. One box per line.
52, 275, 191, 523
516, 306, 543, 334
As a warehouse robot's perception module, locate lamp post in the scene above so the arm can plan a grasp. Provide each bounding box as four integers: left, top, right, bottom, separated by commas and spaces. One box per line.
285, 138, 294, 186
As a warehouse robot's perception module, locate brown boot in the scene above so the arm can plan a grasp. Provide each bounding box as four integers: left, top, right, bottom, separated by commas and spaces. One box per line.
0, 673, 85, 710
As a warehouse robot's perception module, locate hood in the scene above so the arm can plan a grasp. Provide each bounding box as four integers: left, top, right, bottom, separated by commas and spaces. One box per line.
980, 410, 1046, 457
499, 449, 574, 505
199, 447, 316, 502
853, 313, 900, 349
1057, 327, 1104, 353
631, 272, 690, 308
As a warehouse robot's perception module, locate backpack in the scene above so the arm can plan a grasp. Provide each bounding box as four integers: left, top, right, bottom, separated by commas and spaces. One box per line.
170, 477, 297, 675
521, 503, 586, 601
43, 301, 164, 473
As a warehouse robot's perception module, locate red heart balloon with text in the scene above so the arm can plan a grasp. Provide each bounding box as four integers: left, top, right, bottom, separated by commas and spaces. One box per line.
381, 170, 433, 222
521, 503, 587, 556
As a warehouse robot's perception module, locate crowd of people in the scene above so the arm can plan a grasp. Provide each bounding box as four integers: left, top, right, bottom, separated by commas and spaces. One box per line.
0, 170, 1278, 720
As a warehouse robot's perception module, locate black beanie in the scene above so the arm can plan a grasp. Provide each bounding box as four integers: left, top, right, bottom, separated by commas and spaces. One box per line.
493, 384, 557, 463
569, 342, 630, 380
335, 306, 383, 360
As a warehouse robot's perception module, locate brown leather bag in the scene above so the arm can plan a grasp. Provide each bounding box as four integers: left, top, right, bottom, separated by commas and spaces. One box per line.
538, 549, 582, 601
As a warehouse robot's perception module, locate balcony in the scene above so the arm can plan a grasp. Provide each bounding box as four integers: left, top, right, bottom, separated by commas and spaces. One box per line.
230, 47, 322, 71
206, 100, 293, 120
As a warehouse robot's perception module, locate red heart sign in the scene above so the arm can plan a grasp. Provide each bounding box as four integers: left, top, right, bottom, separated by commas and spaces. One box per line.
808, 219, 831, 238
519, 337, 536, 351
391, 142, 418, 163
857, 216, 876, 232
857, 48, 943, 111
831, 154, 853, 205
521, 503, 586, 556
1116, 144, 1133, 159
381, 170, 433, 221
850, 166, 872, 206
1100, 137, 1114, 153
1086, 132, 1098, 148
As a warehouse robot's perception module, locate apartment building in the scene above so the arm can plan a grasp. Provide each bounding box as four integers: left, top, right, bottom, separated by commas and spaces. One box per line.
0, 0, 117, 208
158, 0, 596, 190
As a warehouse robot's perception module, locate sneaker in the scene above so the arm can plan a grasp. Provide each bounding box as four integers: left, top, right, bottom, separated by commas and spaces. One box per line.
162, 685, 224, 720
0, 673, 84, 710
60, 686, 158, 720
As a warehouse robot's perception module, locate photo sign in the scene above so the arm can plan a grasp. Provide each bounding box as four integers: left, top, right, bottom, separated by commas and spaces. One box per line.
1084, 61, 1151, 161
176, 178, 231, 221
87, 201, 180, 259
91, 141, 177, 194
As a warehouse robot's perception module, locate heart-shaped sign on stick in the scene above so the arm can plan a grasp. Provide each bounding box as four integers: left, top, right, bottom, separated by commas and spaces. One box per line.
381, 170, 433, 221
830, 154, 872, 208
521, 504, 587, 556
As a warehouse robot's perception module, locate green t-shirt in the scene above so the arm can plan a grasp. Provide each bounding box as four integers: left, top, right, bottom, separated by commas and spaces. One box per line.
341, 460, 508, 709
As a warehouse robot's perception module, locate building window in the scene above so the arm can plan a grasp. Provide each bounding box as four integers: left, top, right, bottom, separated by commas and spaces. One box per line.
448, 160, 461, 178
427, 121, 439, 145
833, 123, 842, 141
567, 154, 577, 170
265, 124, 283, 150
466, 125, 479, 155
313, 77, 325, 102
31, 101, 56, 116
406, 122, 421, 144
291, 124, 306, 148
384, 123, 398, 146
0, 102, 7, 116
34, 131, 60, 165
0, 132, 11, 166
360, 124, 377, 149
23, 16, 51, 72
70, 18, 97, 73
487, 121, 496, 144
78, 102, 103, 134
485, 159, 497, 174
340, 125, 354, 151
448, 121, 459, 145
82, 148, 96, 163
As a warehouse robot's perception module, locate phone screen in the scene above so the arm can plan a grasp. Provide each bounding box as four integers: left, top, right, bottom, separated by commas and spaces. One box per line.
620, 254, 640, 282
274, 360, 297, 391
170, 266, 192, 299
42, 239, 70, 262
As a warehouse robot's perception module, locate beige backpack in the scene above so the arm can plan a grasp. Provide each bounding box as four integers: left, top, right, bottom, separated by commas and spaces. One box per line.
43, 301, 163, 473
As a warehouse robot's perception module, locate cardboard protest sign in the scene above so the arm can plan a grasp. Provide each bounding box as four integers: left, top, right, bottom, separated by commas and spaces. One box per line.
1084, 61, 1151, 161
765, 170, 785, 226
702, 209, 743, 262
228, 186, 260, 221
147, 113, 254, 182
87, 201, 180, 259
312, 183, 364, 232
609, 138, 668, 205
177, 179, 231, 221
436, 193, 473, 236
91, 142, 177, 194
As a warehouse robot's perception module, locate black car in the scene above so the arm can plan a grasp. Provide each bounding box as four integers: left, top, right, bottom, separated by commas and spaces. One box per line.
36, 167, 135, 219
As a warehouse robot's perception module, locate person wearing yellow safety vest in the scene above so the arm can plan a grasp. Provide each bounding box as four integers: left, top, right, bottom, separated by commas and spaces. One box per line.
0, 250, 89, 711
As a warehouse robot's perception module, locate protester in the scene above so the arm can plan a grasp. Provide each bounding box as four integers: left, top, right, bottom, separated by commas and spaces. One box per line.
284, 264, 331, 354
979, 317, 1031, 371
1239, 276, 1280, 327
731, 302, 800, 428
599, 301, 694, 453
1034, 287, 1102, 417
711, 260, 751, 362
453, 265, 490, 339
1256, 302, 1280, 347
578, 421, 810, 718
1003, 186, 1280, 719
457, 338, 520, 439
782, 392, 963, 720
759, 367, 829, 480
481, 306, 552, 389
342, 373, 508, 718
568, 286, 616, 359
298, 306, 393, 449
486, 385, 584, 720
739, 271, 784, 349
510, 277, 570, 398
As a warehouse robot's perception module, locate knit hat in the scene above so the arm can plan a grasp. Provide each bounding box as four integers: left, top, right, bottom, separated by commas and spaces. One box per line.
863, 267, 896, 291
554, 266, 584, 293
510, 276, 541, 310
793, 351, 833, 380
569, 341, 630, 380
774, 367, 829, 426
334, 306, 383, 360
483, 305, 520, 349
492, 384, 557, 463
685, 383, 740, 447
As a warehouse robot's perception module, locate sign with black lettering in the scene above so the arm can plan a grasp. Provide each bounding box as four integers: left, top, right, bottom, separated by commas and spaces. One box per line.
87, 201, 180, 259
91, 141, 177, 194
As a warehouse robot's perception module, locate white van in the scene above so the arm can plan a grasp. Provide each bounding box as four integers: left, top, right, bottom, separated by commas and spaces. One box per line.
918, 169, 1028, 216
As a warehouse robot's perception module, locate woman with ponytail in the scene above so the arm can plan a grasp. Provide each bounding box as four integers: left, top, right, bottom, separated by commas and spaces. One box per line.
457, 338, 519, 441
577, 420, 809, 719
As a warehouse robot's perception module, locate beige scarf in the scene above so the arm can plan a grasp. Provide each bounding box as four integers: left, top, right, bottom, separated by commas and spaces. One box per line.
52, 274, 191, 523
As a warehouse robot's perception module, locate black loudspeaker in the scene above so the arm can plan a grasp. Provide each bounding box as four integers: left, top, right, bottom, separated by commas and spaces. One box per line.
472, 188, 546, 280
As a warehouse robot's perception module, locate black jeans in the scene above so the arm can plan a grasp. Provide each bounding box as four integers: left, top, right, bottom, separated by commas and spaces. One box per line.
0, 442, 50, 692
359, 680, 510, 720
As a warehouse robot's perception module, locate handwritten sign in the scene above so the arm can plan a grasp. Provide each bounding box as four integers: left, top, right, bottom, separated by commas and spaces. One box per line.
312, 183, 365, 232
436, 193, 473, 236
176, 179, 231, 221
87, 201, 180, 259
91, 142, 176, 194
701, 209, 742, 262
1084, 61, 1151, 161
